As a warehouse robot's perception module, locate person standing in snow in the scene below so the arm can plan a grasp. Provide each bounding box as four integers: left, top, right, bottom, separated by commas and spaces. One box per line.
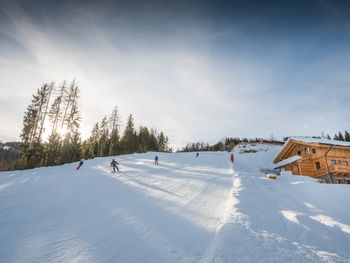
76, 160, 84, 170
154, 155, 159, 165
230, 153, 234, 163
196, 152, 199, 157
110, 159, 120, 172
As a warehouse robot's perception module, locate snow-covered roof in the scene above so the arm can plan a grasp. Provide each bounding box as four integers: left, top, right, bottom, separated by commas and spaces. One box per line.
274, 136, 350, 163
274, 155, 301, 169
286, 136, 350, 147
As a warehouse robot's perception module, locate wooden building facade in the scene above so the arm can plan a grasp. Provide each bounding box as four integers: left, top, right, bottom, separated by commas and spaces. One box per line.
273, 137, 350, 184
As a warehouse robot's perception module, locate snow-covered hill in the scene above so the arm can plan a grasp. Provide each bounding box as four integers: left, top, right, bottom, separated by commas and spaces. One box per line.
0, 144, 349, 263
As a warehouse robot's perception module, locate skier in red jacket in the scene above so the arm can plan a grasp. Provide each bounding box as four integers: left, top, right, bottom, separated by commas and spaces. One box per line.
230, 153, 234, 163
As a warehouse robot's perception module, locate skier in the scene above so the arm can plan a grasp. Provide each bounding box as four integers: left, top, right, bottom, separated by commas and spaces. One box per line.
154, 155, 159, 165
110, 158, 120, 172
196, 152, 199, 157
76, 160, 84, 170
230, 153, 234, 163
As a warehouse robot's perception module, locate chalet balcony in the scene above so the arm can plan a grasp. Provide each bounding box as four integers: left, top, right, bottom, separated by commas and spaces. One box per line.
328, 166, 350, 175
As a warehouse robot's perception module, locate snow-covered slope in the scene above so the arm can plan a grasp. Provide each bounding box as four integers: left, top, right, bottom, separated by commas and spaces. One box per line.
0, 145, 349, 263
210, 143, 350, 263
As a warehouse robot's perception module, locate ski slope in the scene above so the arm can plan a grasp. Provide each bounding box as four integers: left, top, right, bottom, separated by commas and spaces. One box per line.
0, 144, 350, 263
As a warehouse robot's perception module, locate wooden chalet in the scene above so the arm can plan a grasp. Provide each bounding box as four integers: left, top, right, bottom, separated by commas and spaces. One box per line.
273, 137, 350, 184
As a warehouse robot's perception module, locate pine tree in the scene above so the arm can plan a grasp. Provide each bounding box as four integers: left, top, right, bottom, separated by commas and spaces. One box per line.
121, 114, 137, 153
60, 132, 81, 164
138, 126, 150, 152
89, 123, 100, 157
81, 140, 93, 159
60, 80, 76, 130
108, 107, 121, 156
46, 133, 61, 165
149, 128, 159, 151
64, 82, 80, 134
158, 132, 168, 152
59, 81, 82, 163
99, 116, 110, 157
21, 102, 38, 144
344, 130, 350, 142
109, 129, 120, 155
49, 81, 66, 136
45, 82, 68, 165
19, 83, 53, 168
30, 83, 53, 142
18, 80, 84, 168
37, 82, 54, 140
26, 140, 45, 168
338, 131, 345, 141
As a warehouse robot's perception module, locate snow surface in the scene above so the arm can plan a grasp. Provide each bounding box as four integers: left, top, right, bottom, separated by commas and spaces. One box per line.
0, 144, 349, 263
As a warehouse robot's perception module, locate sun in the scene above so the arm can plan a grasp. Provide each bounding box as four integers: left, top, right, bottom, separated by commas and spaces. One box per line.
57, 126, 68, 137
41, 121, 69, 141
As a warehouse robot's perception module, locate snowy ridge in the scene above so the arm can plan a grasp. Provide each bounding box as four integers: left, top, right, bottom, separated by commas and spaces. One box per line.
0, 146, 349, 262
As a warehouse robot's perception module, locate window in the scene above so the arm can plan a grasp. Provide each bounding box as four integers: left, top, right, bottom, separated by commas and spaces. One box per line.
341, 161, 348, 166
312, 149, 316, 154
315, 161, 321, 170
297, 151, 302, 156
305, 148, 310, 154
331, 160, 337, 165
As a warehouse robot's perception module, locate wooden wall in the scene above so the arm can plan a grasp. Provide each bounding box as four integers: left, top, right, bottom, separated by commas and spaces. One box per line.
279, 142, 350, 177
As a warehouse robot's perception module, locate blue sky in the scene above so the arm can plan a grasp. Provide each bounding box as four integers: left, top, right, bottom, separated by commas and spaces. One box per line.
0, 0, 349, 147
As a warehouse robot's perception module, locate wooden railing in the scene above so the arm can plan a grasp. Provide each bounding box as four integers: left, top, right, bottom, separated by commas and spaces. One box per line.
328, 166, 350, 174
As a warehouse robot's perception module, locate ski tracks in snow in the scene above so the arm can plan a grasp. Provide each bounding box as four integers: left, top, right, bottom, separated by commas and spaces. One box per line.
94, 152, 237, 263
197, 170, 244, 263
